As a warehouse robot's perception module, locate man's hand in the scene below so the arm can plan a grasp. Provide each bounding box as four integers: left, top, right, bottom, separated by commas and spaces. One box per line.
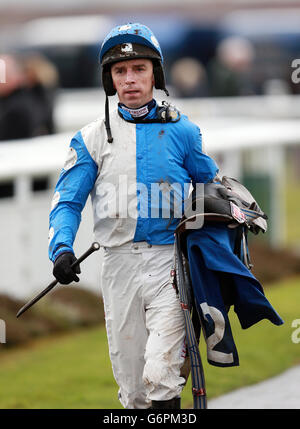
53, 252, 81, 285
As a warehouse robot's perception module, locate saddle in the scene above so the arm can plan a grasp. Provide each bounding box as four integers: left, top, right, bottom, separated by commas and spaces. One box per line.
176, 176, 268, 270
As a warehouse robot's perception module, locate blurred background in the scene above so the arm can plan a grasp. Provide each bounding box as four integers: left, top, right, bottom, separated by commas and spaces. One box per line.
0, 0, 300, 410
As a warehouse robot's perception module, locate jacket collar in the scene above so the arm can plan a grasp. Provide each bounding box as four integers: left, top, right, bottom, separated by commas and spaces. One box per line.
118, 99, 157, 121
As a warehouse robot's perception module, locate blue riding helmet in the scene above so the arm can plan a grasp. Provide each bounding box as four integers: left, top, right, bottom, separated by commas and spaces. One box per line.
99, 23, 167, 96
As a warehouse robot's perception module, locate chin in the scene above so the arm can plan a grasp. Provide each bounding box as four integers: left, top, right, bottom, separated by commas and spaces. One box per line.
123, 98, 142, 108
127, 102, 142, 108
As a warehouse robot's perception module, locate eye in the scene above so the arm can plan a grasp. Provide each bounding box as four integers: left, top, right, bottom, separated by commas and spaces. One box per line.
113, 67, 123, 75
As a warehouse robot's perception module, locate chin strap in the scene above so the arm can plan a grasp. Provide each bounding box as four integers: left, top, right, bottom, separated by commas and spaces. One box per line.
105, 95, 113, 143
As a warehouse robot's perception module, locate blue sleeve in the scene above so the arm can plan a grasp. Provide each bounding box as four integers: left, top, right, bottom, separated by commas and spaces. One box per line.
48, 131, 98, 262
183, 121, 219, 184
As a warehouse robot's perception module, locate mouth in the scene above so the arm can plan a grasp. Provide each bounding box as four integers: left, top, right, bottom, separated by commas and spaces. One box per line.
124, 89, 140, 95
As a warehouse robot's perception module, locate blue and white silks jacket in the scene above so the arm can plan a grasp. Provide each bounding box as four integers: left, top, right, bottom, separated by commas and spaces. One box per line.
186, 224, 284, 367
48, 101, 218, 262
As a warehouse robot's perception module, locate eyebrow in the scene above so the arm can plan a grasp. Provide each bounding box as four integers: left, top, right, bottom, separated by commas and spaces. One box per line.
113, 65, 125, 72
112, 62, 147, 72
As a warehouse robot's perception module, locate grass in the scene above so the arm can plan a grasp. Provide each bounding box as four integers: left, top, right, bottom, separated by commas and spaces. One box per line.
0, 276, 299, 409
0, 327, 119, 409
182, 275, 300, 408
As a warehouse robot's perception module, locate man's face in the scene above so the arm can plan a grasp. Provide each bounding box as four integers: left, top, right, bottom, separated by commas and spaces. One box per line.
111, 58, 154, 108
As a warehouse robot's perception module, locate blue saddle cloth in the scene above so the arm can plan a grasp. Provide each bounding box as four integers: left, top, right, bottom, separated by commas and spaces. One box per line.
186, 224, 284, 367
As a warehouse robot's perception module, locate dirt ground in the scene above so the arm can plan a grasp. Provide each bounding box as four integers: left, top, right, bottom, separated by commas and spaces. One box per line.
249, 241, 300, 284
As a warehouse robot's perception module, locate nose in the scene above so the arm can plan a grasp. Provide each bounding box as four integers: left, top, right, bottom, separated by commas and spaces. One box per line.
125, 68, 135, 85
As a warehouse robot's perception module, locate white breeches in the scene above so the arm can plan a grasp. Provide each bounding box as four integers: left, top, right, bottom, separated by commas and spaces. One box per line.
101, 241, 186, 409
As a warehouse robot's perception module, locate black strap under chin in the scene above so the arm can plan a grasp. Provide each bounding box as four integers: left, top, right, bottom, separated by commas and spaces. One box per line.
105, 95, 113, 143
